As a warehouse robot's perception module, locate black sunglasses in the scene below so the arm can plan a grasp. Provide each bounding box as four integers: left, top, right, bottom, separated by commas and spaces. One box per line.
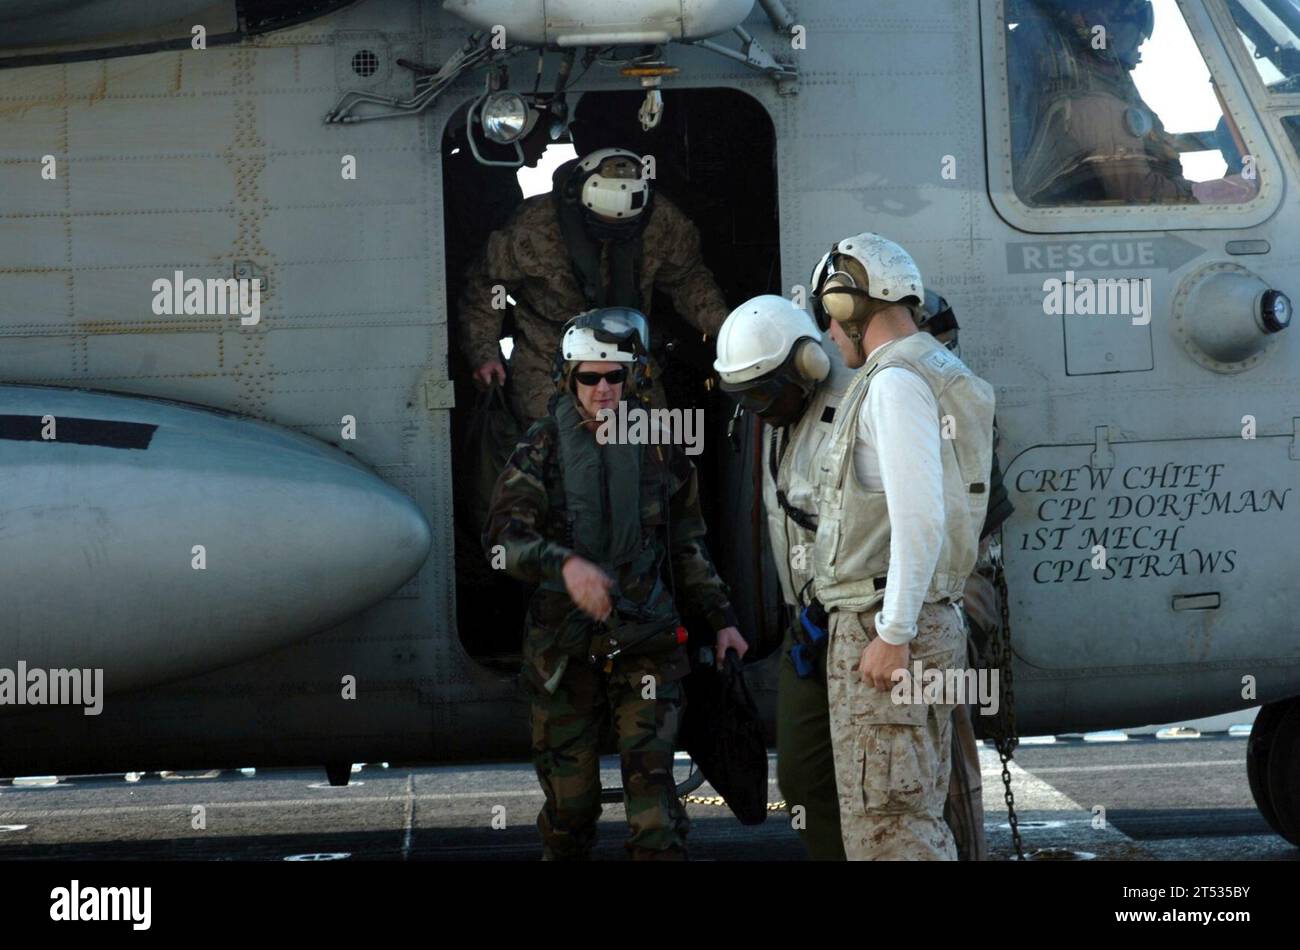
574, 368, 628, 386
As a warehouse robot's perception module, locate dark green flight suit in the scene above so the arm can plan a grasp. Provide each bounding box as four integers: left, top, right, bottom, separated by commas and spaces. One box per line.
777, 617, 845, 859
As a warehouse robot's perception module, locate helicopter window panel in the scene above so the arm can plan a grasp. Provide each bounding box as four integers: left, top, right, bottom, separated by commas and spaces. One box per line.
1282, 114, 1300, 153
1006, 0, 1260, 206
1226, 0, 1300, 93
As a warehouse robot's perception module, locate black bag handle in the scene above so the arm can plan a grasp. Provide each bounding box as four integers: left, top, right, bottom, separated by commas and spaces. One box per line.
722, 650, 755, 706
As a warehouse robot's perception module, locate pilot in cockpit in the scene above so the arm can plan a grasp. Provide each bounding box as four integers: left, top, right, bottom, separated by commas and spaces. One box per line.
1008, 0, 1197, 205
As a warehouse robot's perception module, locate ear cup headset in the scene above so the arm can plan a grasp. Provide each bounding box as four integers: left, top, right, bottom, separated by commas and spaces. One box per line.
808, 233, 925, 355
722, 340, 829, 416
809, 254, 904, 338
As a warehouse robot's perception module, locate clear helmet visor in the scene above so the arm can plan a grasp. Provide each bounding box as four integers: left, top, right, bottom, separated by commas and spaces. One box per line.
572, 307, 650, 357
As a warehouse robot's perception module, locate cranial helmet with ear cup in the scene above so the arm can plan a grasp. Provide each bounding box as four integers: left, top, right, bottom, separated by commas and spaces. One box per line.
809, 232, 924, 342
562, 147, 653, 242
714, 295, 830, 423
715, 296, 829, 388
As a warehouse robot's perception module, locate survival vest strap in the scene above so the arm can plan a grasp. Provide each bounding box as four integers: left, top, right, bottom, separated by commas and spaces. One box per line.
554, 160, 648, 311
768, 426, 818, 533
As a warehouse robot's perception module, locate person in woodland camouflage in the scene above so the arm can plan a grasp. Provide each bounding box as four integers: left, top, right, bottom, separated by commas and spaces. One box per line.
459, 147, 729, 427
483, 307, 747, 860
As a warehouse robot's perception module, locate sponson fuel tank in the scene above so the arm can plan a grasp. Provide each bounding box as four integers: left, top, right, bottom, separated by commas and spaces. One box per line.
0, 385, 432, 701
0, 1, 359, 64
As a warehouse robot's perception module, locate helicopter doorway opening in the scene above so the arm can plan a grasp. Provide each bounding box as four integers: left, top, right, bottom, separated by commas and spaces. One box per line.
441, 88, 783, 671
499, 141, 579, 361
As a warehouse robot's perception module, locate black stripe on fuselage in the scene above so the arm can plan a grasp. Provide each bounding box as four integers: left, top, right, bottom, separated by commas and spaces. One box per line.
0, 415, 157, 450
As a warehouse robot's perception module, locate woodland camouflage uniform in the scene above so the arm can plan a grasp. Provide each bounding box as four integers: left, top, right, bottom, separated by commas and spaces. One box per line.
483, 399, 737, 859
458, 190, 729, 426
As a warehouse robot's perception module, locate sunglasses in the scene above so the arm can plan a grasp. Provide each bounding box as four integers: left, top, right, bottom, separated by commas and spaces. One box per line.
574, 368, 628, 386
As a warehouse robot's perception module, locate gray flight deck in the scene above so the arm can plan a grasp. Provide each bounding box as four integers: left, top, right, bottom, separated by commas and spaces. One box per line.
2, 734, 1296, 861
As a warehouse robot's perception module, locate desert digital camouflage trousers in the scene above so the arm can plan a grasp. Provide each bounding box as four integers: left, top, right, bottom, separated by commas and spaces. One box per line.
784, 616, 986, 861
945, 701, 988, 862
827, 602, 968, 860
530, 658, 688, 860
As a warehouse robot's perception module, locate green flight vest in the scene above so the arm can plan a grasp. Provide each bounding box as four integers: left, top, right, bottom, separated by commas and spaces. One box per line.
539, 395, 680, 665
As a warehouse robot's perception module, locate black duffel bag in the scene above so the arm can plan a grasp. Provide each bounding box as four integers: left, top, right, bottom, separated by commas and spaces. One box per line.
680, 651, 769, 825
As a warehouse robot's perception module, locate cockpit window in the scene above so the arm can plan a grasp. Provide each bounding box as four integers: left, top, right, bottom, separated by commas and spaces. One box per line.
1006, 0, 1260, 206
1281, 114, 1300, 153
1227, 0, 1300, 93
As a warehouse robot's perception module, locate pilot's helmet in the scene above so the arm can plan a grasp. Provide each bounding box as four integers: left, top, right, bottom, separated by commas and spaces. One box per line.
568, 148, 653, 241
552, 307, 651, 395
920, 289, 961, 355
1059, 0, 1154, 68
713, 295, 830, 426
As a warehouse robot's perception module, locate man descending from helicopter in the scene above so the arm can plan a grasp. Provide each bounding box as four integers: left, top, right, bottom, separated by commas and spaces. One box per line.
458, 147, 730, 427
1009, 0, 1196, 205
803, 233, 996, 860
713, 290, 1009, 861
483, 307, 747, 860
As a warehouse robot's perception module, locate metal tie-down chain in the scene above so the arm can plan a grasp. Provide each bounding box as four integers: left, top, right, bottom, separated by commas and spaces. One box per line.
989, 549, 1025, 861
682, 794, 788, 812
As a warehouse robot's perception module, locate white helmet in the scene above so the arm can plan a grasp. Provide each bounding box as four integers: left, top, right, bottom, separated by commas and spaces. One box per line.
809, 231, 923, 331
576, 147, 651, 221
554, 307, 650, 392
560, 307, 647, 363
713, 296, 830, 422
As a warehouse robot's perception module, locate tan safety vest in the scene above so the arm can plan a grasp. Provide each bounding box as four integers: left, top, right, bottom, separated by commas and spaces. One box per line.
812, 332, 995, 614
761, 339, 854, 606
